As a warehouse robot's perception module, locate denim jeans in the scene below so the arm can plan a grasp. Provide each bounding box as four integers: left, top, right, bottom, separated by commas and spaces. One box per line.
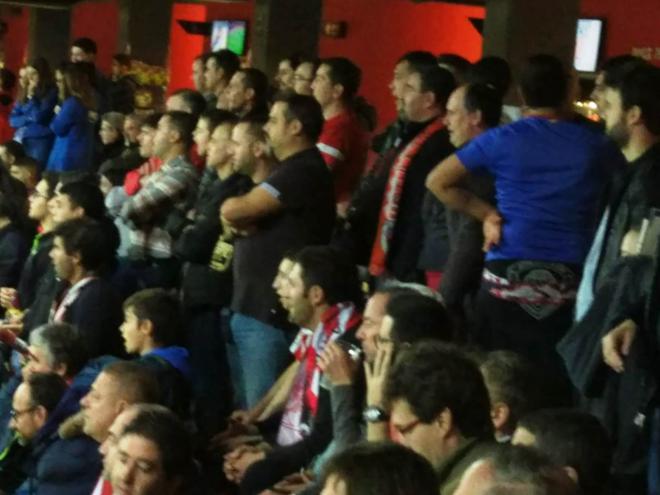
227, 313, 291, 409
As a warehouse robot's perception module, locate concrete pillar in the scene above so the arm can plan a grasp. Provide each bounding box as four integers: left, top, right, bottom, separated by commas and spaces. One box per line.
251, 0, 321, 78
27, 7, 70, 66
482, 0, 580, 102
117, 0, 174, 66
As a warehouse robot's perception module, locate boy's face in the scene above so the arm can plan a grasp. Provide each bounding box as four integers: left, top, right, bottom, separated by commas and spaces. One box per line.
119, 307, 147, 355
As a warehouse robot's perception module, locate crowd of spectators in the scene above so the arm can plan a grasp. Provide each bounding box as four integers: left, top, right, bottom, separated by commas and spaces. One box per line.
0, 34, 655, 495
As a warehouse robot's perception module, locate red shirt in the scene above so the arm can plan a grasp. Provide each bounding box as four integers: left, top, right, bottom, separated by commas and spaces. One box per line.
317, 110, 370, 204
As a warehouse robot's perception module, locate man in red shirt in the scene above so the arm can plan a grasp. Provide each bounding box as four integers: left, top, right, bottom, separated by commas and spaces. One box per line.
312, 58, 371, 215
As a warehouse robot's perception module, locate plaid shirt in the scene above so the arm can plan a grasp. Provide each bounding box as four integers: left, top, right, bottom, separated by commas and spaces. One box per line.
120, 155, 198, 259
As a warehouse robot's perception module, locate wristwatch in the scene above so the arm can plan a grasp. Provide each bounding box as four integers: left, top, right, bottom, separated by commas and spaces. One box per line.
363, 405, 390, 423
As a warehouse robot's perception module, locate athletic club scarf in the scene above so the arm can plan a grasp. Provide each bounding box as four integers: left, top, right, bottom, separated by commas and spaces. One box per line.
276, 302, 361, 446
369, 118, 445, 276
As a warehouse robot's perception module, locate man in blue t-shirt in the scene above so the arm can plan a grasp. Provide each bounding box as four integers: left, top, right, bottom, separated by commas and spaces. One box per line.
427, 54, 625, 373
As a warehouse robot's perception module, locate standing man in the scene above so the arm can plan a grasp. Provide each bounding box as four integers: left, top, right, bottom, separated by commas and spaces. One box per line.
204, 50, 241, 111
427, 55, 626, 371
120, 111, 199, 287
440, 83, 501, 325
369, 64, 455, 283
70, 37, 111, 114
221, 94, 336, 408
312, 57, 370, 214
576, 61, 660, 320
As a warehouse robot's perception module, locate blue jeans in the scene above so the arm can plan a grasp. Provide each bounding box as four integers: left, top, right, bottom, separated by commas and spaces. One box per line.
227, 313, 291, 409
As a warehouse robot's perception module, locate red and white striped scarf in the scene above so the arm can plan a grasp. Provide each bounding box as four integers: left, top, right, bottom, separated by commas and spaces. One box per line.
369, 118, 445, 276
276, 302, 361, 446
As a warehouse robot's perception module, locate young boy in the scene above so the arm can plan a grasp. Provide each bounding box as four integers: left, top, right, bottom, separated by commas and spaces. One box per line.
120, 288, 192, 419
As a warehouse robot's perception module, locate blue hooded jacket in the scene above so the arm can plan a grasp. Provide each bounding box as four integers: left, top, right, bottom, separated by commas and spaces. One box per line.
46, 96, 94, 172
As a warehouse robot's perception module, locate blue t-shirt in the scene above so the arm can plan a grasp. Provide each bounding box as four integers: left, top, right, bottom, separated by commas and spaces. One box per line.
456, 117, 625, 264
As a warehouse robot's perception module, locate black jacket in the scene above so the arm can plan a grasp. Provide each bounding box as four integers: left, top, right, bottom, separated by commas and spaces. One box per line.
58, 277, 124, 357
175, 171, 252, 309
386, 124, 454, 282
0, 224, 30, 289
558, 256, 657, 490
17, 232, 54, 310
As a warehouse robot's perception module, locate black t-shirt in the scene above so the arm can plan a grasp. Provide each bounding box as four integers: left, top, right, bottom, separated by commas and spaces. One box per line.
231, 147, 336, 324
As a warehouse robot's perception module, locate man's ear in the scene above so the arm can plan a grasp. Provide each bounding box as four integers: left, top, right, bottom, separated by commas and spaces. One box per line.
252, 140, 267, 159
289, 118, 303, 138
490, 402, 511, 432
34, 405, 48, 426
469, 109, 484, 128
436, 407, 454, 438
332, 83, 345, 102
627, 105, 643, 127
71, 250, 82, 267
139, 319, 155, 338
308, 285, 325, 306
245, 87, 256, 104
54, 362, 68, 378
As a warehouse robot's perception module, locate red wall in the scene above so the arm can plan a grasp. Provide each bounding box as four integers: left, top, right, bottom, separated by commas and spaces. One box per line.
71, 0, 120, 74
320, 0, 484, 127
2, 7, 30, 75
581, 0, 660, 65
166, 0, 483, 124
167, 3, 208, 94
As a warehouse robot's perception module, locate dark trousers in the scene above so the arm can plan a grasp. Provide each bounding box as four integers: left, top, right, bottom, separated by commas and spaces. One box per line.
186, 307, 232, 436
473, 286, 576, 406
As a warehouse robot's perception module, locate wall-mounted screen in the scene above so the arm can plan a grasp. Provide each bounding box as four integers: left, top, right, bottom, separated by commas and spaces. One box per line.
574, 18, 605, 73
211, 20, 247, 56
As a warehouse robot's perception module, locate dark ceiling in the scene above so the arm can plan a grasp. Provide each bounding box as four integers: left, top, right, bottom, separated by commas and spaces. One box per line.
0, 0, 80, 8
0, 0, 486, 11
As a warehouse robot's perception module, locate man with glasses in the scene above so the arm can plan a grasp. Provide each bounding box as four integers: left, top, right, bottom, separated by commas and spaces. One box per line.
292, 59, 318, 97
385, 341, 495, 495
2, 372, 102, 494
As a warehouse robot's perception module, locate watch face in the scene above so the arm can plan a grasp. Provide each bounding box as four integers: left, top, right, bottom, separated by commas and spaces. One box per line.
364, 406, 388, 423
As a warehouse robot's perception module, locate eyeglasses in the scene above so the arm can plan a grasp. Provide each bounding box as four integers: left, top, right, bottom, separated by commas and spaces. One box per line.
10, 406, 36, 419
394, 418, 421, 436
293, 74, 313, 83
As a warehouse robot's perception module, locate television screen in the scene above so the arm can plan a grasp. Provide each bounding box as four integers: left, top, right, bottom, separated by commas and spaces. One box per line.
211, 20, 247, 56
574, 18, 604, 73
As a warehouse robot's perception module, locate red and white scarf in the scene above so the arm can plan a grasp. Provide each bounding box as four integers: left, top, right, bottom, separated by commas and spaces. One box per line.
276, 302, 361, 446
369, 118, 445, 276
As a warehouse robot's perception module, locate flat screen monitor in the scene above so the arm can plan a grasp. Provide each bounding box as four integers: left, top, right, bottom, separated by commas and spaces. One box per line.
211, 20, 247, 56
574, 18, 605, 73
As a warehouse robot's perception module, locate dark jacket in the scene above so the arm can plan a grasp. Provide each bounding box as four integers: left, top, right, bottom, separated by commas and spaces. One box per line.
558, 256, 657, 490
0, 356, 115, 495
108, 75, 138, 114
0, 224, 30, 289
17, 232, 54, 310
441, 172, 495, 308
95, 139, 125, 170
332, 119, 403, 266
240, 387, 334, 495
175, 170, 252, 309
417, 191, 450, 272
386, 124, 454, 282
58, 277, 124, 357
